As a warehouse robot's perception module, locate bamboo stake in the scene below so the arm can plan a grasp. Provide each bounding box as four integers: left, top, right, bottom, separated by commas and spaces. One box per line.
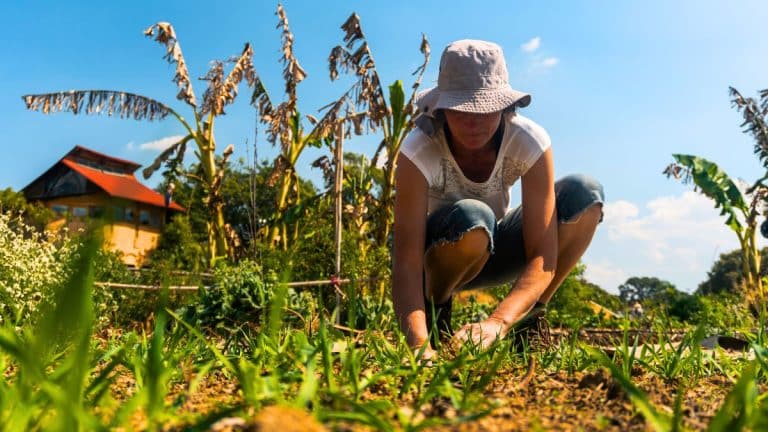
334, 123, 344, 324
94, 282, 201, 291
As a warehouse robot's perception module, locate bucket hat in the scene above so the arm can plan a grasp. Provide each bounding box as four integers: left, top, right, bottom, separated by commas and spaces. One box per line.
416, 39, 530, 117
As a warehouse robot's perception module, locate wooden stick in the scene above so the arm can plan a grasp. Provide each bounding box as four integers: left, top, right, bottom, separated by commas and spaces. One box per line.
94, 282, 201, 291
333, 123, 344, 323
285, 278, 352, 287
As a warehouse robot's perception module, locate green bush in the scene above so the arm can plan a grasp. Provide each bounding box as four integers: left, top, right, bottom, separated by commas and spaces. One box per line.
182, 259, 316, 334
0, 187, 55, 232
548, 264, 622, 329
150, 214, 206, 273
0, 212, 77, 324
688, 293, 755, 334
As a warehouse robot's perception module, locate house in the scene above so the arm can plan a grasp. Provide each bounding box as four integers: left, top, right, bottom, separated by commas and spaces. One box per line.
22, 145, 184, 267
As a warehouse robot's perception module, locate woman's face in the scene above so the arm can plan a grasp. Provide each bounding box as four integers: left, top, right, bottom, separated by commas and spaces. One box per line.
444, 109, 503, 152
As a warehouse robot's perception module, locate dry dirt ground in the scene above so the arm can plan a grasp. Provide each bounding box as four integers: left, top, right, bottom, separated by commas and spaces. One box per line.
109, 357, 738, 431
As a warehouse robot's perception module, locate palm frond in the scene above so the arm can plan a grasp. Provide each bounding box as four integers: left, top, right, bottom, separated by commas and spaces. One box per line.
327, 13, 387, 133
308, 96, 345, 143
266, 154, 292, 187
22, 90, 172, 121
144, 22, 197, 107
252, 4, 307, 150
404, 34, 431, 119
665, 154, 748, 233
730, 86, 768, 170
201, 43, 257, 116
142, 134, 192, 179
262, 102, 294, 151
250, 76, 274, 121
276, 3, 307, 104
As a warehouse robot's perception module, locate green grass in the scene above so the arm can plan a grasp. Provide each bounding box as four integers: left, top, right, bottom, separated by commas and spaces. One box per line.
2, 237, 768, 430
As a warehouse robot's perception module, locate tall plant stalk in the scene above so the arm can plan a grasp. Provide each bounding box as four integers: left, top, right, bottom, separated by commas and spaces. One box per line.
253, 4, 330, 250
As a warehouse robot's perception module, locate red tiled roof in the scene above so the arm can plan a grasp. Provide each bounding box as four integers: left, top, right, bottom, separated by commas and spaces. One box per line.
61, 159, 185, 211
66, 145, 141, 172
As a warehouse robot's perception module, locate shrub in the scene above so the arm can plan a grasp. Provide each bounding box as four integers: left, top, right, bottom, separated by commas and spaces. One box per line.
688, 293, 755, 334
182, 259, 315, 334
150, 214, 206, 273
90, 250, 197, 327
0, 212, 77, 324
549, 264, 623, 329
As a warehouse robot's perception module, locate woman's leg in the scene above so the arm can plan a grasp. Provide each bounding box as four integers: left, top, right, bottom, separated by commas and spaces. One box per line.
465, 174, 605, 303
537, 174, 604, 304
425, 227, 490, 304
422, 199, 496, 341
539, 203, 602, 303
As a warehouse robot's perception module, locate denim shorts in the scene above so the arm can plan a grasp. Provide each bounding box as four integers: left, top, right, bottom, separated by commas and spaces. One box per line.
424, 174, 604, 289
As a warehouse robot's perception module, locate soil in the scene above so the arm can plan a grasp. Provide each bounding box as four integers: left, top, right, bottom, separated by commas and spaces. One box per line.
104, 353, 739, 431
85, 324, 747, 431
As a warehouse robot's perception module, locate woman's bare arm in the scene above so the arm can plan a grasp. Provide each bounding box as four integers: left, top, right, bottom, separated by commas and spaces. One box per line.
489, 147, 558, 327
392, 155, 430, 348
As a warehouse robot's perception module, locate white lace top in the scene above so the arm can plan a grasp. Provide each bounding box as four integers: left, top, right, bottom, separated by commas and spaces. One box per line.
399, 113, 551, 219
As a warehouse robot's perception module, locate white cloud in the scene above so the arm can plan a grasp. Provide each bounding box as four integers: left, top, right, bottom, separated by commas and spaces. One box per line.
583, 191, 766, 293
126, 141, 135, 151
604, 200, 638, 220
540, 57, 559, 67
521, 37, 541, 53
583, 261, 628, 295
138, 135, 186, 151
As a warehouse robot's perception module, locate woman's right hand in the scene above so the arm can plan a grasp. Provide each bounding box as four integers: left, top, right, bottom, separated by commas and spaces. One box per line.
412, 344, 437, 367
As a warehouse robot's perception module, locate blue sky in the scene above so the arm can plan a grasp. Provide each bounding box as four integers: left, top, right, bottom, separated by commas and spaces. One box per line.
2, 0, 768, 293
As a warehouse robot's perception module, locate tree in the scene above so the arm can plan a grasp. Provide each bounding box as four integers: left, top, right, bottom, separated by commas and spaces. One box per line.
665, 86, 768, 312
0, 188, 54, 232
618, 276, 676, 304
151, 214, 206, 273
160, 158, 317, 255
22, 22, 266, 264
548, 263, 623, 328
697, 247, 768, 296
326, 13, 430, 244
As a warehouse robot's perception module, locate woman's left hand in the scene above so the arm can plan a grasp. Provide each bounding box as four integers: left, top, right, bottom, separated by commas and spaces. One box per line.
451, 317, 509, 350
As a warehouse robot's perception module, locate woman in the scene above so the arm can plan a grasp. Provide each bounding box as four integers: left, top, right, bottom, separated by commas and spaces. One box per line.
392, 40, 604, 356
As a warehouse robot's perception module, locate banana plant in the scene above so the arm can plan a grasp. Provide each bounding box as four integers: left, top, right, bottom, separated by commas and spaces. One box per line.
664, 86, 768, 313
22, 22, 267, 264
253, 4, 333, 250
326, 13, 430, 245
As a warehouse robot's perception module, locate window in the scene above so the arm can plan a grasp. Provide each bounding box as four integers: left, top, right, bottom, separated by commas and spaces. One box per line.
72, 207, 88, 217
89, 206, 105, 218
139, 210, 151, 225
111, 206, 124, 221
49, 171, 87, 196
125, 208, 135, 223
51, 204, 68, 215
149, 211, 161, 228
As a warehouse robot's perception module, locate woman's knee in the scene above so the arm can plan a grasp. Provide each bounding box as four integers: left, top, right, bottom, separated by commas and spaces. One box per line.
426, 199, 496, 251
452, 227, 491, 256
555, 174, 605, 224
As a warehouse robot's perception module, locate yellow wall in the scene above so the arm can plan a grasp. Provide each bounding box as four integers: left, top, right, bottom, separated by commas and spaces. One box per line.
44, 195, 166, 267
103, 222, 160, 267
